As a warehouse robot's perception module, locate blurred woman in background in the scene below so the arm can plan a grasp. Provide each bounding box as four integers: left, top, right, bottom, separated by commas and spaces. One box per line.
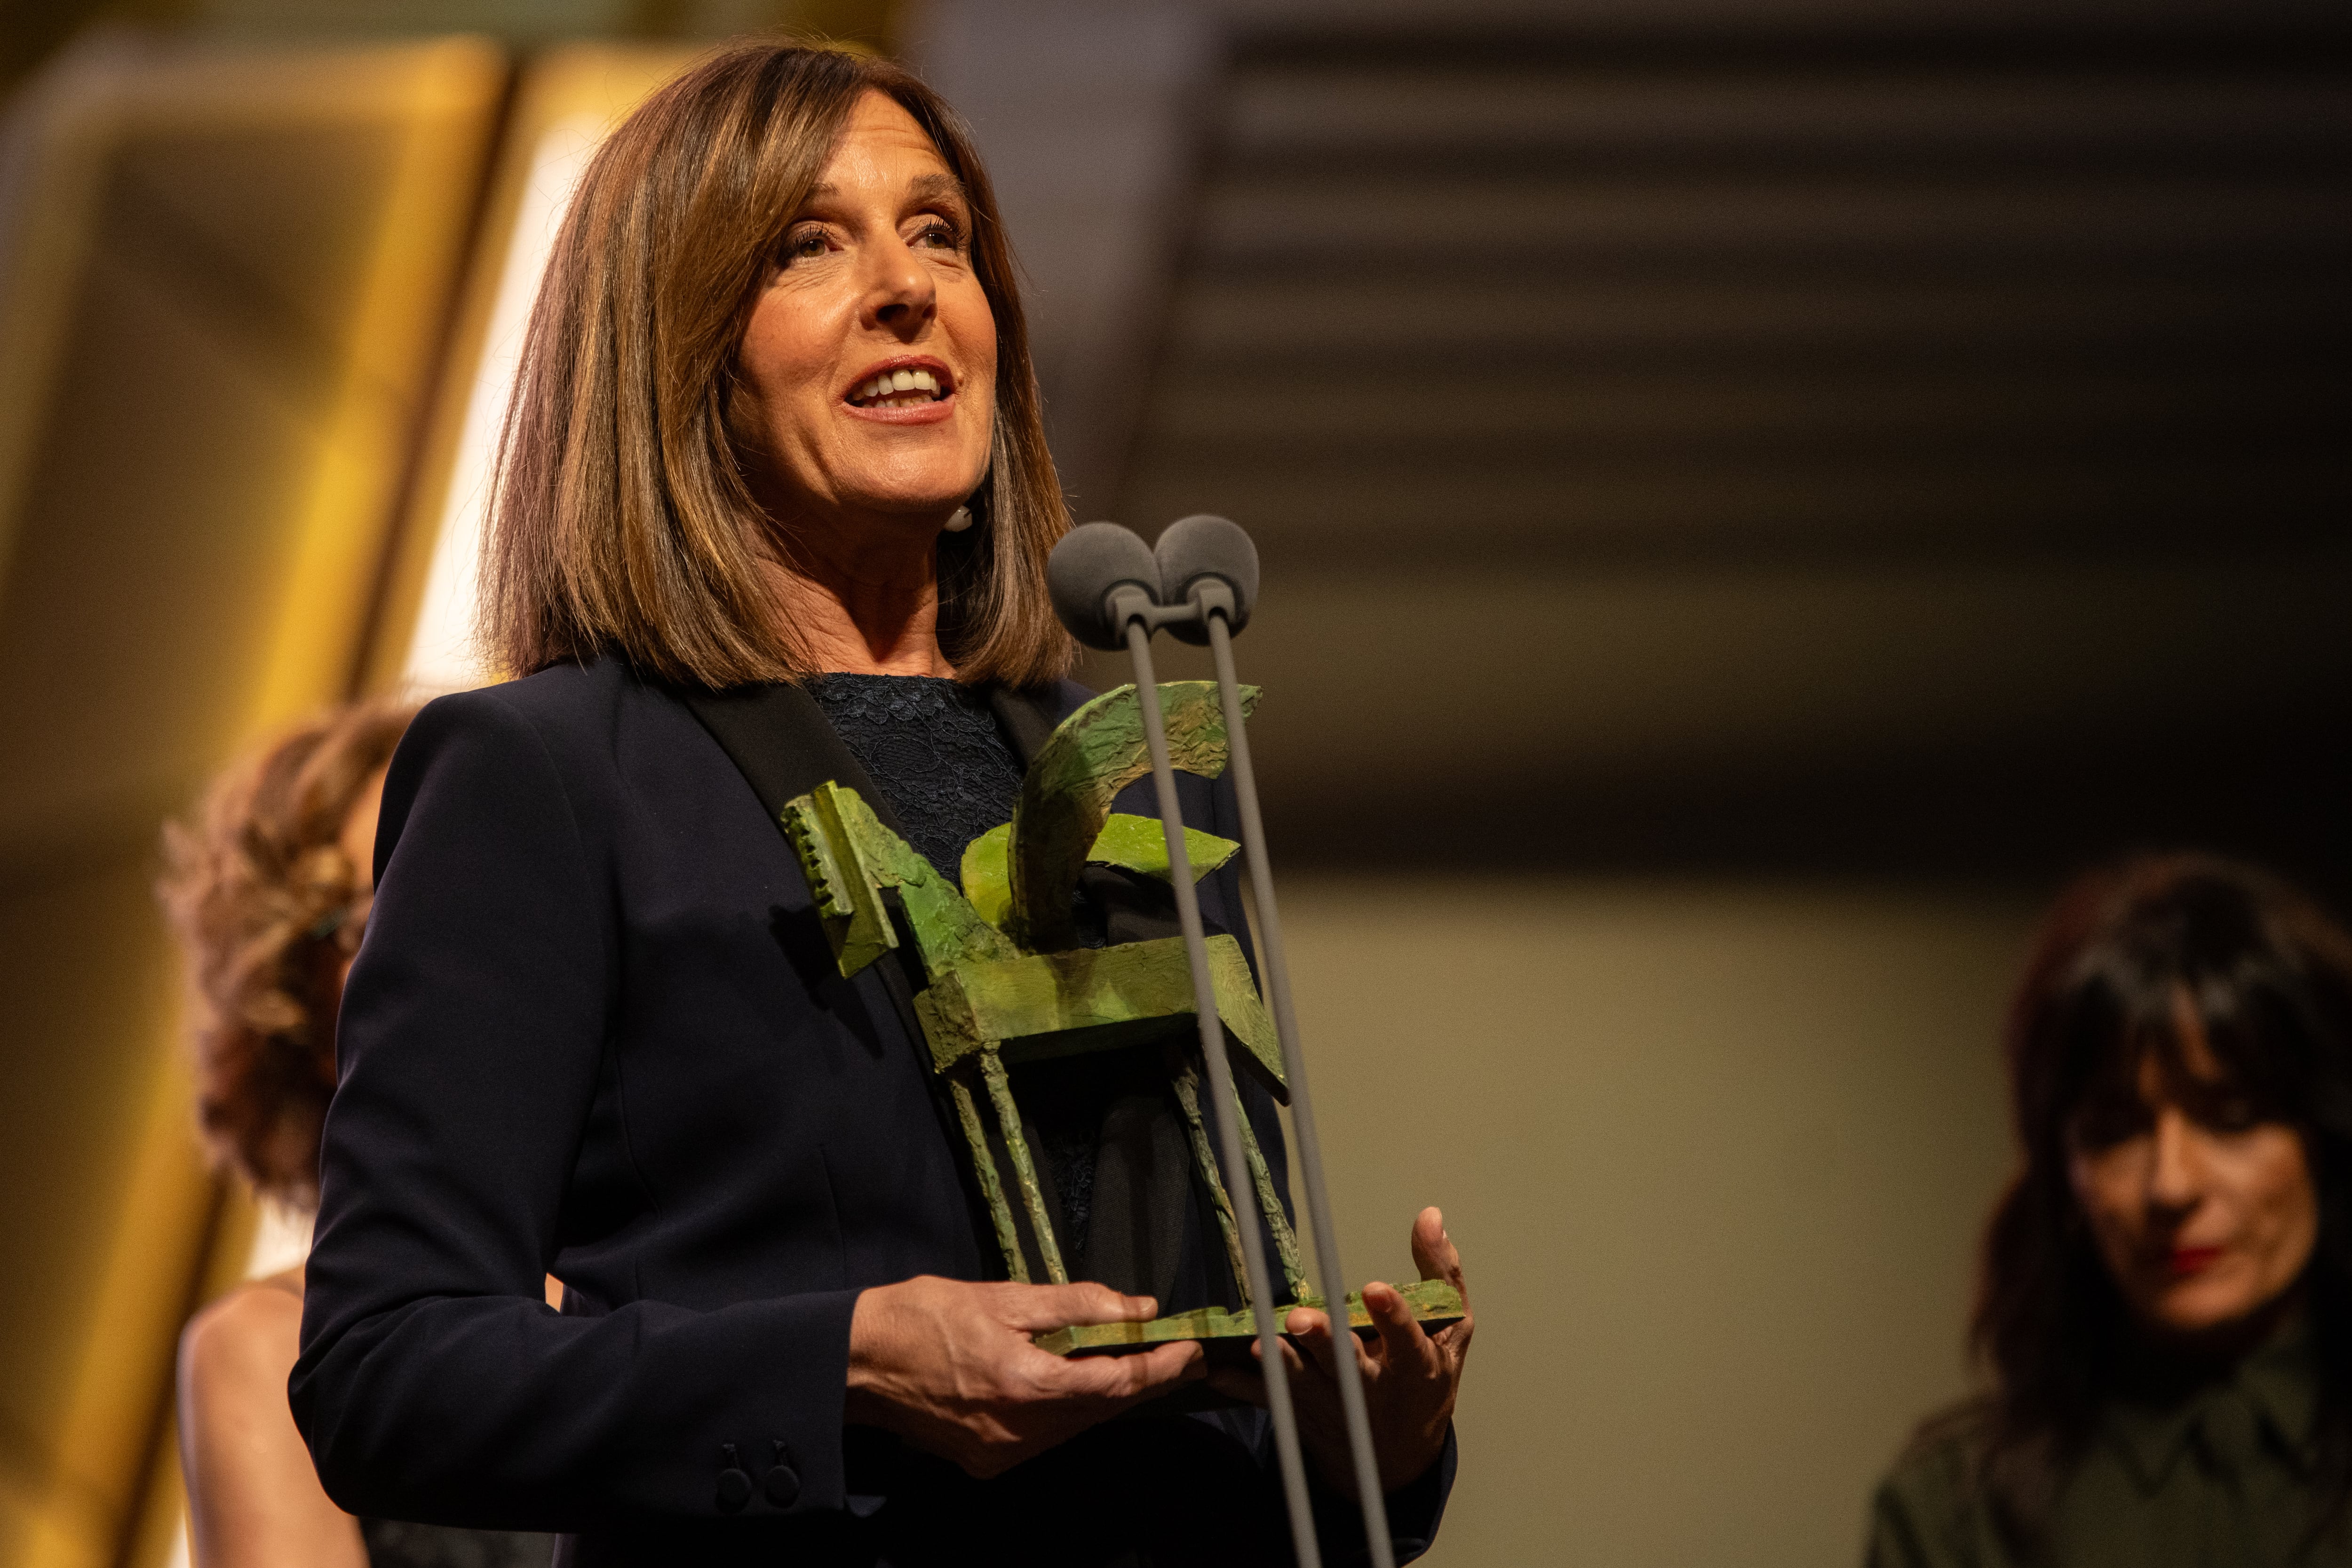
160, 699, 554, 1568
1870, 852, 2352, 1566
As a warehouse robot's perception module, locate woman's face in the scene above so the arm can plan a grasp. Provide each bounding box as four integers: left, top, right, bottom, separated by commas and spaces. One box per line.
735, 90, 997, 545
2067, 1002, 2318, 1341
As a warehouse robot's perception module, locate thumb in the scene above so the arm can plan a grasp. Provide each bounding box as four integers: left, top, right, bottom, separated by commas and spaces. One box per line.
1052, 1340, 1204, 1403
1410, 1207, 1465, 1301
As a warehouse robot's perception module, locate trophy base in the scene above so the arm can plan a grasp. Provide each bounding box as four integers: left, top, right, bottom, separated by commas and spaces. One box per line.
1034, 1279, 1464, 1359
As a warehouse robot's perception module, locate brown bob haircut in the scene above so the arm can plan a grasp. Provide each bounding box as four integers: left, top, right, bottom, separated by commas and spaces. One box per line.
483, 40, 1073, 691
158, 699, 418, 1208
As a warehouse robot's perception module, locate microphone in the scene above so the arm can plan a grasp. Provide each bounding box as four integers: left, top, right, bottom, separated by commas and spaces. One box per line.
1152, 514, 1257, 645
1045, 518, 1326, 1568
1148, 514, 1396, 1568
1046, 522, 1159, 651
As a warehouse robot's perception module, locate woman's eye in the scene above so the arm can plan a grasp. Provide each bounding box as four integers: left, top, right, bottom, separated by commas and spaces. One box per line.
2203, 1097, 2262, 1133
914, 219, 963, 252
2071, 1098, 2151, 1150
780, 229, 830, 264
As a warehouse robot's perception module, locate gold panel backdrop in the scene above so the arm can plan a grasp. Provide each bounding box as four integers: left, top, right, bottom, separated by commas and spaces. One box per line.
0, 37, 504, 1568
364, 42, 704, 694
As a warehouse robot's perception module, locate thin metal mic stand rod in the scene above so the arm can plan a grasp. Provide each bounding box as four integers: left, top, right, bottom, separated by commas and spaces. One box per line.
1120, 606, 1322, 1568
1205, 605, 1396, 1568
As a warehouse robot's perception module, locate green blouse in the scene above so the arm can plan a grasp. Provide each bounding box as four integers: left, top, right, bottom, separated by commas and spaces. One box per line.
1867, 1331, 2344, 1567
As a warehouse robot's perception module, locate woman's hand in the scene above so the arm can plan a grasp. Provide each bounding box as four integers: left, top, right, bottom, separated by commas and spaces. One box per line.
845, 1276, 1206, 1477
1210, 1206, 1473, 1499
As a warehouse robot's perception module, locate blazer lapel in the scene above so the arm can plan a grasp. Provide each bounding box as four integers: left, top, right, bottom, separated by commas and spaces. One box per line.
675, 680, 912, 840
986, 681, 1070, 772
674, 679, 1016, 1263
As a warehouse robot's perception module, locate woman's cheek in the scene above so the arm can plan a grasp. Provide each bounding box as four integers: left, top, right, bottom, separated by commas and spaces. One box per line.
2072, 1146, 2145, 1274
2237, 1128, 2319, 1271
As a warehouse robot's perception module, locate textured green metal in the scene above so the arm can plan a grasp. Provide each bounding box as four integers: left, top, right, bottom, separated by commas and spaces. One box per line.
959, 814, 1239, 934
1005, 682, 1258, 952
947, 1074, 1026, 1283
982, 1050, 1066, 1285
781, 780, 896, 975
914, 935, 1286, 1096
1031, 1279, 1468, 1357
959, 823, 1016, 931
1232, 1082, 1308, 1302
783, 780, 1014, 980
776, 685, 1323, 1310
1172, 1065, 1253, 1309
1083, 813, 1240, 885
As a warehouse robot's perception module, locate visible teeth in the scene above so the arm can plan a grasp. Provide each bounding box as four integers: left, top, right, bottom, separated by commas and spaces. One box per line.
852, 368, 944, 405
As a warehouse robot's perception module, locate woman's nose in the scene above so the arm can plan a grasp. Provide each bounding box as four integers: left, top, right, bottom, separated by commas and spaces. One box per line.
864, 237, 935, 333
2147, 1107, 2204, 1211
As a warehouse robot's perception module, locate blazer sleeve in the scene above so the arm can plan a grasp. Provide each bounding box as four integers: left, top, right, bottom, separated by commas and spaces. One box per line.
290, 688, 863, 1531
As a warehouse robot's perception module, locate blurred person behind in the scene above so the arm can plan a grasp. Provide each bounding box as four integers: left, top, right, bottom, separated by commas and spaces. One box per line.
1869, 853, 2352, 1566
160, 698, 555, 1568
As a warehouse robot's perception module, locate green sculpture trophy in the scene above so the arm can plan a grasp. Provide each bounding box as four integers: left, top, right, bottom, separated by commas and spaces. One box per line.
779, 679, 1464, 1353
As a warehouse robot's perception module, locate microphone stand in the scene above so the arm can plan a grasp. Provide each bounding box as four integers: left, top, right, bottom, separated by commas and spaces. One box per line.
1189, 580, 1398, 1568
1110, 585, 1323, 1568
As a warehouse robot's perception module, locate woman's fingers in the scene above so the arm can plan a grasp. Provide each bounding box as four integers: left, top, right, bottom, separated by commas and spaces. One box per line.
1361, 1280, 1439, 1374
1192, 1209, 1471, 1500
993, 1281, 1158, 1333
850, 1277, 1226, 1480
1288, 1301, 1383, 1393
1048, 1339, 1203, 1403
1281, 1304, 1334, 1373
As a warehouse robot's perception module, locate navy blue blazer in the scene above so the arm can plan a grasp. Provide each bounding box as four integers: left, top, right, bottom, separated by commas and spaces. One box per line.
291, 655, 1451, 1566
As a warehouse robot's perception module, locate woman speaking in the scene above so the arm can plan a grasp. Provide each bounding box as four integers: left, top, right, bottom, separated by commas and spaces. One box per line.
292, 41, 1470, 1567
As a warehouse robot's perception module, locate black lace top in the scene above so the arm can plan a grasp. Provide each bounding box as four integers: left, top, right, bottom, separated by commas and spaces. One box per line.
808, 674, 1026, 882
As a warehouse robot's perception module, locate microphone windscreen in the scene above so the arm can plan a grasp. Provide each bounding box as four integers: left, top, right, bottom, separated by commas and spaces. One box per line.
1154, 514, 1258, 645
1048, 522, 1160, 650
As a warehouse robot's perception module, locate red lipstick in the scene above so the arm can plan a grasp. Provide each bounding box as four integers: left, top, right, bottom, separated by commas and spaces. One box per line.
2166, 1245, 2224, 1277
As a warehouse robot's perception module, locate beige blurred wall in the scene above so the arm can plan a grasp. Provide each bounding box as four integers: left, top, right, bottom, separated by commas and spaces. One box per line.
1277, 876, 2031, 1565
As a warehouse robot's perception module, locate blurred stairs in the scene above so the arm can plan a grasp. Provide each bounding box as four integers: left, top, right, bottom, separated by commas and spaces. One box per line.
1098, 17, 2352, 886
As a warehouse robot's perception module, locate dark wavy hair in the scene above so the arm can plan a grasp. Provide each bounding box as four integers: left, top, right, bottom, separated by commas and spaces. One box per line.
1968, 852, 2352, 1550
158, 699, 417, 1207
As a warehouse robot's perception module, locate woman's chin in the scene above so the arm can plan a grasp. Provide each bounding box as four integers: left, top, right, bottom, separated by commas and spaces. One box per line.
818, 470, 984, 528
784, 489, 966, 537
2139, 1266, 2286, 1343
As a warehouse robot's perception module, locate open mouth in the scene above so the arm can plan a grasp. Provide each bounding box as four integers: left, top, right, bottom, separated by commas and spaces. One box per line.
846, 366, 951, 409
